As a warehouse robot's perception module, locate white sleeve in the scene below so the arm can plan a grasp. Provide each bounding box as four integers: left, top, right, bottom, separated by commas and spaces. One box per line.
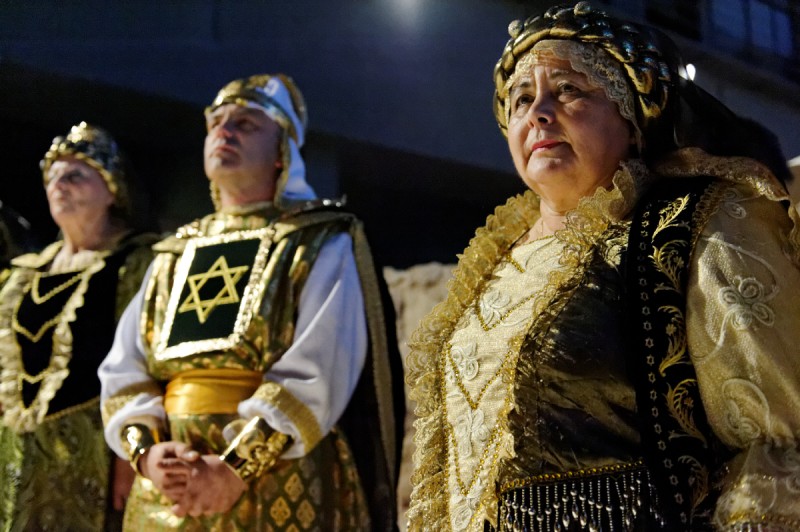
99, 263, 167, 459
238, 232, 368, 458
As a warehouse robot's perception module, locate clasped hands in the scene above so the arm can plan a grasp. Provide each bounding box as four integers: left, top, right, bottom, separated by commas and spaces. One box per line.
138, 441, 246, 517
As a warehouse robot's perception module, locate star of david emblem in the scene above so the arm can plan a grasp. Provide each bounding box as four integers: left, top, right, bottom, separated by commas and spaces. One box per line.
178, 256, 249, 324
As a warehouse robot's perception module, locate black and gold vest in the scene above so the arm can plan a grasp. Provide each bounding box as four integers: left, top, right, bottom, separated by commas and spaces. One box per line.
498, 178, 730, 531
1, 233, 155, 430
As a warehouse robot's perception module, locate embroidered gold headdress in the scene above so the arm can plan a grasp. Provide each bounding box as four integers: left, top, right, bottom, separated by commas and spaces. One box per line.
41, 122, 130, 216
493, 2, 674, 141
206, 74, 316, 210
207, 74, 307, 145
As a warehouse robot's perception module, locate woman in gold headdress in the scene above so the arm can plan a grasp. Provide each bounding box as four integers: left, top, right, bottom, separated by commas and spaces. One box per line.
0, 122, 157, 530
406, 3, 800, 531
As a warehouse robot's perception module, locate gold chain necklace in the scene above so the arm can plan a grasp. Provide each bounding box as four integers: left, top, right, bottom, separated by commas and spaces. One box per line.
30, 272, 83, 304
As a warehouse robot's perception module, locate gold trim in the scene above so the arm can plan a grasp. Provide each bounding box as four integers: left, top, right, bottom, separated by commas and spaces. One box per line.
350, 219, 397, 488
114, 234, 158, 320
406, 191, 539, 531
654, 148, 789, 203
444, 342, 518, 411
406, 162, 649, 531
10, 241, 62, 269
101, 380, 164, 425
272, 210, 354, 241
177, 256, 249, 324
0, 251, 105, 433
219, 417, 290, 482
726, 511, 800, 529
154, 227, 275, 361
252, 380, 322, 453
499, 459, 645, 492
39, 396, 100, 424
30, 271, 83, 303
11, 301, 60, 343
444, 340, 525, 507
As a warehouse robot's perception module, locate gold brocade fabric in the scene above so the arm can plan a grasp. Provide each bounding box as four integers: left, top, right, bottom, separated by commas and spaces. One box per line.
407, 161, 647, 531
142, 205, 352, 383
0, 401, 110, 531
407, 149, 800, 531
442, 237, 562, 530
126, 204, 381, 530
0, 234, 154, 531
141, 205, 357, 451
668, 157, 800, 529
123, 414, 369, 531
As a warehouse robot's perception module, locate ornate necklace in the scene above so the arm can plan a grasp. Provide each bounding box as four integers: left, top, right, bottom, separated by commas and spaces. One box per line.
0, 247, 106, 433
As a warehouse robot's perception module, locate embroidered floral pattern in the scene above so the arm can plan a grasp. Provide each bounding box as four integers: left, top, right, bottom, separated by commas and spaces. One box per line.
720, 187, 747, 219
450, 342, 479, 381
477, 289, 510, 330
721, 379, 769, 445
406, 161, 652, 531
454, 409, 490, 458
719, 277, 775, 330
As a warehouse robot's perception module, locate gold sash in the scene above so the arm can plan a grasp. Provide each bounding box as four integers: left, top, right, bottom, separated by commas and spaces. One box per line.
164, 368, 262, 415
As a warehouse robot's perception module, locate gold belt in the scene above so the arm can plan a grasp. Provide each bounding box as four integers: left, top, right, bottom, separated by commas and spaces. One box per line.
165, 369, 262, 415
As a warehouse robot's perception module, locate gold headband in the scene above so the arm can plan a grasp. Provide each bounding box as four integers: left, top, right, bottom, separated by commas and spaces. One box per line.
505, 40, 642, 147
40, 122, 130, 215
494, 2, 674, 138
205, 74, 307, 143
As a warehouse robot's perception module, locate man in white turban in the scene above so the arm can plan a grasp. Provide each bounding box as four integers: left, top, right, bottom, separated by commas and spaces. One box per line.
99, 74, 400, 530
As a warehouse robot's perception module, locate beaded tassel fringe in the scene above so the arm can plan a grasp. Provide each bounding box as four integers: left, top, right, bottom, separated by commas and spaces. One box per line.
496, 467, 665, 532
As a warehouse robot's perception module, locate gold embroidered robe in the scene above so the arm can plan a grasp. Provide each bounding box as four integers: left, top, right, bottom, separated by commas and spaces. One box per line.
406, 150, 800, 531
102, 204, 398, 531
0, 234, 155, 531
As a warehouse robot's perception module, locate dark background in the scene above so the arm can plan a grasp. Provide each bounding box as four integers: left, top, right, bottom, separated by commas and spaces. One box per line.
2, 0, 799, 268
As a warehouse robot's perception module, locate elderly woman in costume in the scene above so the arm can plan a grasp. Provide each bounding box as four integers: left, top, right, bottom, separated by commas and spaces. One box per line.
0, 122, 156, 530
99, 74, 401, 530
406, 3, 800, 531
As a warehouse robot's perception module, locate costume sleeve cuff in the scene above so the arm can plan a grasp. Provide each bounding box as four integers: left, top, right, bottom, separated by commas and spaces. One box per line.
219, 416, 290, 482
121, 423, 163, 473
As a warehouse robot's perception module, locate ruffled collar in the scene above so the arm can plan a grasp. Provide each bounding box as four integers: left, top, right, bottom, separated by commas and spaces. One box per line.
406, 160, 648, 530
406, 148, 800, 530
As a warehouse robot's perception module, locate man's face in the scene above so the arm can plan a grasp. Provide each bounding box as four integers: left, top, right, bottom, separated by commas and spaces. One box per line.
203, 104, 282, 192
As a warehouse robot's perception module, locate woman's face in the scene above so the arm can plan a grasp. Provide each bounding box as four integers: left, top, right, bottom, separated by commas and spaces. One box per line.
507, 56, 633, 212
45, 157, 115, 229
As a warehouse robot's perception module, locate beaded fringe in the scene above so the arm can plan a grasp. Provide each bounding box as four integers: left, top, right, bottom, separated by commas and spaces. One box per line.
494, 466, 665, 532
